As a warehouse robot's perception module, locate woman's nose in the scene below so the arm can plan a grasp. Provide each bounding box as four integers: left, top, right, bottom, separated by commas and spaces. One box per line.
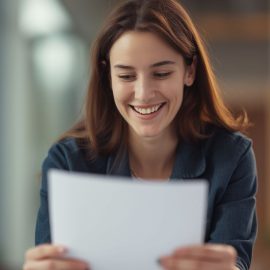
134, 76, 156, 102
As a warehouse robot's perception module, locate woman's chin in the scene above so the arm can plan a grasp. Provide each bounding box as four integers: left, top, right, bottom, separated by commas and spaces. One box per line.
131, 126, 164, 139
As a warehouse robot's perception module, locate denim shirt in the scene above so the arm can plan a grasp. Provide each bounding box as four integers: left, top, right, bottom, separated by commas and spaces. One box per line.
35, 129, 257, 270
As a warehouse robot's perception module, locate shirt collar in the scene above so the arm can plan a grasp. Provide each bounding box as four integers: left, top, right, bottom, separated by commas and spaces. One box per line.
106, 141, 206, 180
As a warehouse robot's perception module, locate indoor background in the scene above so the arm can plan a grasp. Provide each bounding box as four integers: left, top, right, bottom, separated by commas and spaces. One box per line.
0, 0, 269, 269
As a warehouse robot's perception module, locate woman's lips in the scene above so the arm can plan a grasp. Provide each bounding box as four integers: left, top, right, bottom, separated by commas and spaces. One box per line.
129, 102, 166, 115
129, 102, 166, 119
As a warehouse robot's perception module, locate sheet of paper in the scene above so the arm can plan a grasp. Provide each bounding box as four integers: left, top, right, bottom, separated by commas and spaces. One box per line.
48, 169, 208, 270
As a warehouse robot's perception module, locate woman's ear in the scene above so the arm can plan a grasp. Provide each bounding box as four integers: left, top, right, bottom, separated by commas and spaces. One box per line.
184, 56, 197, 86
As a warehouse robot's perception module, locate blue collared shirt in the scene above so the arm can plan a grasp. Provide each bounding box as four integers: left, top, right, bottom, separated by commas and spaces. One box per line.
35, 128, 257, 270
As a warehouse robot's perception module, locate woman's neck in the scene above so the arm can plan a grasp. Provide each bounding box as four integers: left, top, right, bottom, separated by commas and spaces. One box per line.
128, 127, 178, 180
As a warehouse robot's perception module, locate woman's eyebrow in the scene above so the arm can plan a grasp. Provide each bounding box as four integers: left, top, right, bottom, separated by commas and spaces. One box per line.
113, 60, 176, 70
151, 60, 176, 67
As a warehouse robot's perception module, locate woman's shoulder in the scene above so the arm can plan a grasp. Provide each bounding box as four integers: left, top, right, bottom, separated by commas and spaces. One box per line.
203, 127, 253, 160
51, 137, 84, 153
42, 137, 108, 173
201, 127, 257, 189
46, 137, 84, 163
210, 127, 251, 146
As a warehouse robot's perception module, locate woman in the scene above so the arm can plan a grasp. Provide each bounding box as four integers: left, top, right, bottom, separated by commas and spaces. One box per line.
23, 0, 257, 269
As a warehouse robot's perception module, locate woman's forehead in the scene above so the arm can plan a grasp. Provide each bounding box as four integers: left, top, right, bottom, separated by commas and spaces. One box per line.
109, 31, 184, 66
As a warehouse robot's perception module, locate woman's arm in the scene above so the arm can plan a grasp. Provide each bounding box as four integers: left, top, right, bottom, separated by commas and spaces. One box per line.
25, 141, 90, 270
207, 139, 257, 269
36, 142, 70, 244
159, 136, 257, 270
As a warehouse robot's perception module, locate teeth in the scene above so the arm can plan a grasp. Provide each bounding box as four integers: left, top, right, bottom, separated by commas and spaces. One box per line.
133, 104, 162, 115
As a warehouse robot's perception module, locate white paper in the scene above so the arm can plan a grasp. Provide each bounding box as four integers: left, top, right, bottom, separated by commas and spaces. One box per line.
48, 169, 208, 270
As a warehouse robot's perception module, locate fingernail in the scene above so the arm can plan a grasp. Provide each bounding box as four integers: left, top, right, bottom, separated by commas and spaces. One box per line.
57, 246, 67, 253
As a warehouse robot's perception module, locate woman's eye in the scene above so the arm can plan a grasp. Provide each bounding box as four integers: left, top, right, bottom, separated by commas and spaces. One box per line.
154, 72, 172, 79
118, 75, 136, 81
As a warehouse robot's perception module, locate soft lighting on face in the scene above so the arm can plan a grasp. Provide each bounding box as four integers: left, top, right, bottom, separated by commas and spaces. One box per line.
20, 0, 71, 37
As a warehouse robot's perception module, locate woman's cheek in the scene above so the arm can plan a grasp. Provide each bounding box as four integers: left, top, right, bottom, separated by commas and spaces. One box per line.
113, 84, 134, 103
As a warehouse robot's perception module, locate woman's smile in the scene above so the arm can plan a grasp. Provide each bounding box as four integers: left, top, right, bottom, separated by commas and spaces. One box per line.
129, 101, 166, 117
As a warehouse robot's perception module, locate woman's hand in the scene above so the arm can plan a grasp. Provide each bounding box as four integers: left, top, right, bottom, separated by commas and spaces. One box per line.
159, 244, 239, 270
23, 244, 90, 270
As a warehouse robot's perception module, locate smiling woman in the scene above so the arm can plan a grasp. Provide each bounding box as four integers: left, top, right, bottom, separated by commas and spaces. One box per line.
109, 31, 195, 179
23, 1, 257, 270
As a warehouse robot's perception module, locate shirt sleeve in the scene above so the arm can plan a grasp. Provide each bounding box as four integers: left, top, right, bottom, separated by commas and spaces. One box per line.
35, 143, 69, 245
208, 139, 257, 270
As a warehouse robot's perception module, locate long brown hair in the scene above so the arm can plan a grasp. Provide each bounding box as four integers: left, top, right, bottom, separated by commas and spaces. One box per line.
59, 0, 248, 158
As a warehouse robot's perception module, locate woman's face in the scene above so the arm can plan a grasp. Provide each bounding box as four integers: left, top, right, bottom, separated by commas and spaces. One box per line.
109, 31, 195, 139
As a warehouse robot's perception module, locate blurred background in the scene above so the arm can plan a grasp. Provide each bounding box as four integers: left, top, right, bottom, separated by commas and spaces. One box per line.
0, 0, 269, 269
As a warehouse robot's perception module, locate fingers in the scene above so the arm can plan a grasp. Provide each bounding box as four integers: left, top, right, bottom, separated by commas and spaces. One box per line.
171, 244, 237, 263
159, 244, 237, 270
160, 257, 232, 270
25, 244, 67, 260
24, 244, 90, 270
23, 258, 89, 270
